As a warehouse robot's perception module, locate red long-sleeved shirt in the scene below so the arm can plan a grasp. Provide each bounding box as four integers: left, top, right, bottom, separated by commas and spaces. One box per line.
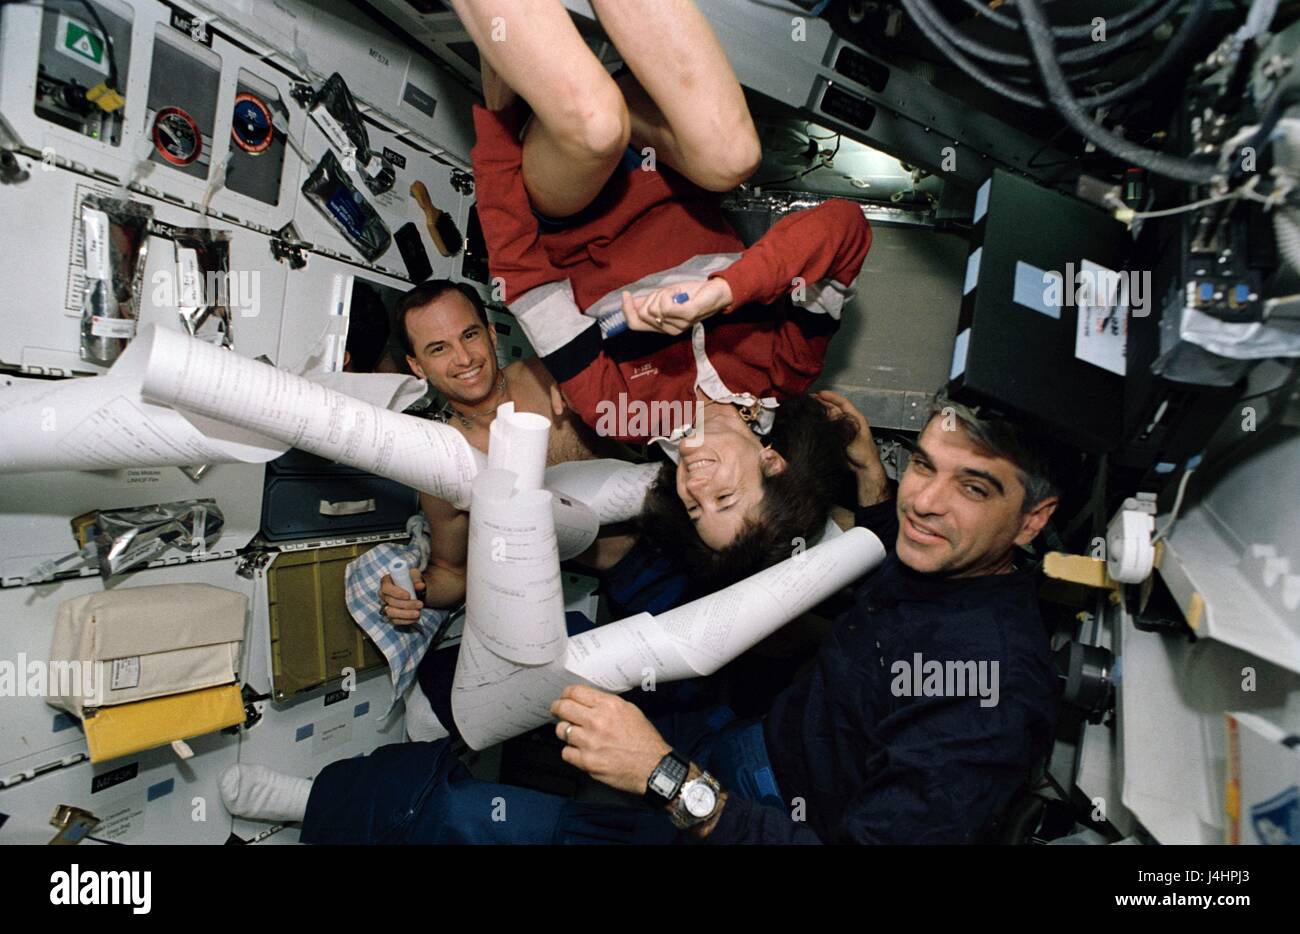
470, 104, 873, 444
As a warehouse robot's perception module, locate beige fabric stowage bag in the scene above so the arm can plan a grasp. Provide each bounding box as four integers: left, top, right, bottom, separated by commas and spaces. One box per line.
48, 583, 247, 717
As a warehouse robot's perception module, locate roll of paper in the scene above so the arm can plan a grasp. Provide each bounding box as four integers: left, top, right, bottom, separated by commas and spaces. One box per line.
487, 402, 549, 492
462, 469, 568, 666
0, 328, 284, 473
137, 325, 480, 508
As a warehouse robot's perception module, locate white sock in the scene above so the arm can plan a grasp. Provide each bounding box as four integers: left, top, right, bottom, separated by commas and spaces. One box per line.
403, 681, 450, 743
220, 764, 311, 823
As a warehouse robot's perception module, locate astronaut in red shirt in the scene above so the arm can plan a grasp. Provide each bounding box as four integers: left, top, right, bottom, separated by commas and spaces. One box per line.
455, 0, 873, 581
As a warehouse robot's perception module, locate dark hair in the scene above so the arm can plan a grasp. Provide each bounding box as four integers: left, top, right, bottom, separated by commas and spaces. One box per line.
395, 279, 490, 358
638, 394, 857, 589
345, 282, 392, 372
922, 397, 1062, 511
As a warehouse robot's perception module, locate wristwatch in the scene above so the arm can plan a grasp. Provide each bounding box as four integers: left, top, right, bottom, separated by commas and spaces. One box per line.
670, 771, 722, 830
644, 750, 690, 808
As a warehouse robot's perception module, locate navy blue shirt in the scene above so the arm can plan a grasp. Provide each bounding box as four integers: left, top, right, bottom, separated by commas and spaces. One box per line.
707, 498, 1060, 844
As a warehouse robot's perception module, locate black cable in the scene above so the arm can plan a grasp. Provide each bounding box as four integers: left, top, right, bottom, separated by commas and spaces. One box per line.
961, 0, 1170, 39
1237, 83, 1300, 181
906, 0, 1216, 112
825, 130, 842, 161
1020, 0, 1219, 183
903, 0, 1120, 108
752, 132, 842, 188
915, 0, 1183, 70
1081, 0, 1220, 109
1054, 1, 1183, 67
73, 0, 117, 91
901, 0, 1048, 108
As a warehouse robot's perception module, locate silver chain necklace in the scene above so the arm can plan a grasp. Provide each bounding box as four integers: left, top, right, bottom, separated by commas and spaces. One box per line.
446, 373, 509, 430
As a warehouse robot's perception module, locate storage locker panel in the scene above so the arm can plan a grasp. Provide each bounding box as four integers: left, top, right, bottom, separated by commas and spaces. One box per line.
0, 557, 254, 771
0, 733, 237, 844
143, 23, 220, 182
0, 162, 288, 375
230, 667, 400, 844
32, 0, 134, 148
0, 459, 265, 588
263, 544, 390, 699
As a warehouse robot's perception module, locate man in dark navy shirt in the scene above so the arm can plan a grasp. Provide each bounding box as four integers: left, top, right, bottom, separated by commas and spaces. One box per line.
228, 393, 1061, 844
543, 391, 1062, 844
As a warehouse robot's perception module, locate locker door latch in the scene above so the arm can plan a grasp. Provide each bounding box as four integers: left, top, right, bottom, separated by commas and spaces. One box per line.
271, 221, 309, 269
49, 805, 101, 845
319, 498, 376, 516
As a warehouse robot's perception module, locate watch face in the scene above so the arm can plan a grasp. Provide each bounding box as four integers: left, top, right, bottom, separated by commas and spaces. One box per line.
650, 772, 677, 798
682, 781, 717, 818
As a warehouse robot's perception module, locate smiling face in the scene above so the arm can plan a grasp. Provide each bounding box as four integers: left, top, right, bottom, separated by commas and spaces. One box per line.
674, 403, 787, 550
403, 290, 500, 406
895, 419, 1057, 577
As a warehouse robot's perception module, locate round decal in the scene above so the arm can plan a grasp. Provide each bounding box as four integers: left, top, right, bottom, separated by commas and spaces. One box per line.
152, 106, 202, 166
231, 92, 274, 154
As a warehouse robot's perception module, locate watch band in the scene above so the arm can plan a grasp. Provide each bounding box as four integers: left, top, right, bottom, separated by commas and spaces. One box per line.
643, 750, 690, 808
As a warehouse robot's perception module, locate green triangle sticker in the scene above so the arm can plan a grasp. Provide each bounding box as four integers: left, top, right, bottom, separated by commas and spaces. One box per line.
64, 22, 104, 64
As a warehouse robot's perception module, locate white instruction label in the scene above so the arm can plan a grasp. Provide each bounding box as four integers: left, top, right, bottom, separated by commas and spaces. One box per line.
110, 656, 141, 691
311, 712, 353, 758
177, 247, 203, 307
311, 105, 353, 158
95, 793, 147, 842
1074, 258, 1128, 376
82, 208, 110, 280
91, 316, 137, 338
67, 183, 117, 313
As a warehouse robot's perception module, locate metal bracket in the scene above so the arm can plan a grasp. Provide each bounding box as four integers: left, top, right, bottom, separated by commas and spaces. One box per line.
289, 82, 316, 108
236, 683, 271, 731
235, 549, 272, 579
48, 804, 100, 845
270, 222, 309, 269
450, 168, 474, 196
0, 150, 29, 185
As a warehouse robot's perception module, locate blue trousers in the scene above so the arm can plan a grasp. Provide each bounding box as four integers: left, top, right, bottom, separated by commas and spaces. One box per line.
299, 705, 783, 845
417, 536, 709, 740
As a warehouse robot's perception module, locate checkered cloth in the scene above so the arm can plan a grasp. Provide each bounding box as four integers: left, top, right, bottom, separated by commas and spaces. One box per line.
345, 513, 449, 716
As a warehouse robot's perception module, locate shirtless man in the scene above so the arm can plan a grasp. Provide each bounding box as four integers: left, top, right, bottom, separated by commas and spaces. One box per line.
377, 279, 609, 614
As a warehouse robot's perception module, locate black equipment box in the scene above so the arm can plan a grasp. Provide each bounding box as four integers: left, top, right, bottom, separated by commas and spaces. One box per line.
259, 448, 417, 542
949, 170, 1131, 451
